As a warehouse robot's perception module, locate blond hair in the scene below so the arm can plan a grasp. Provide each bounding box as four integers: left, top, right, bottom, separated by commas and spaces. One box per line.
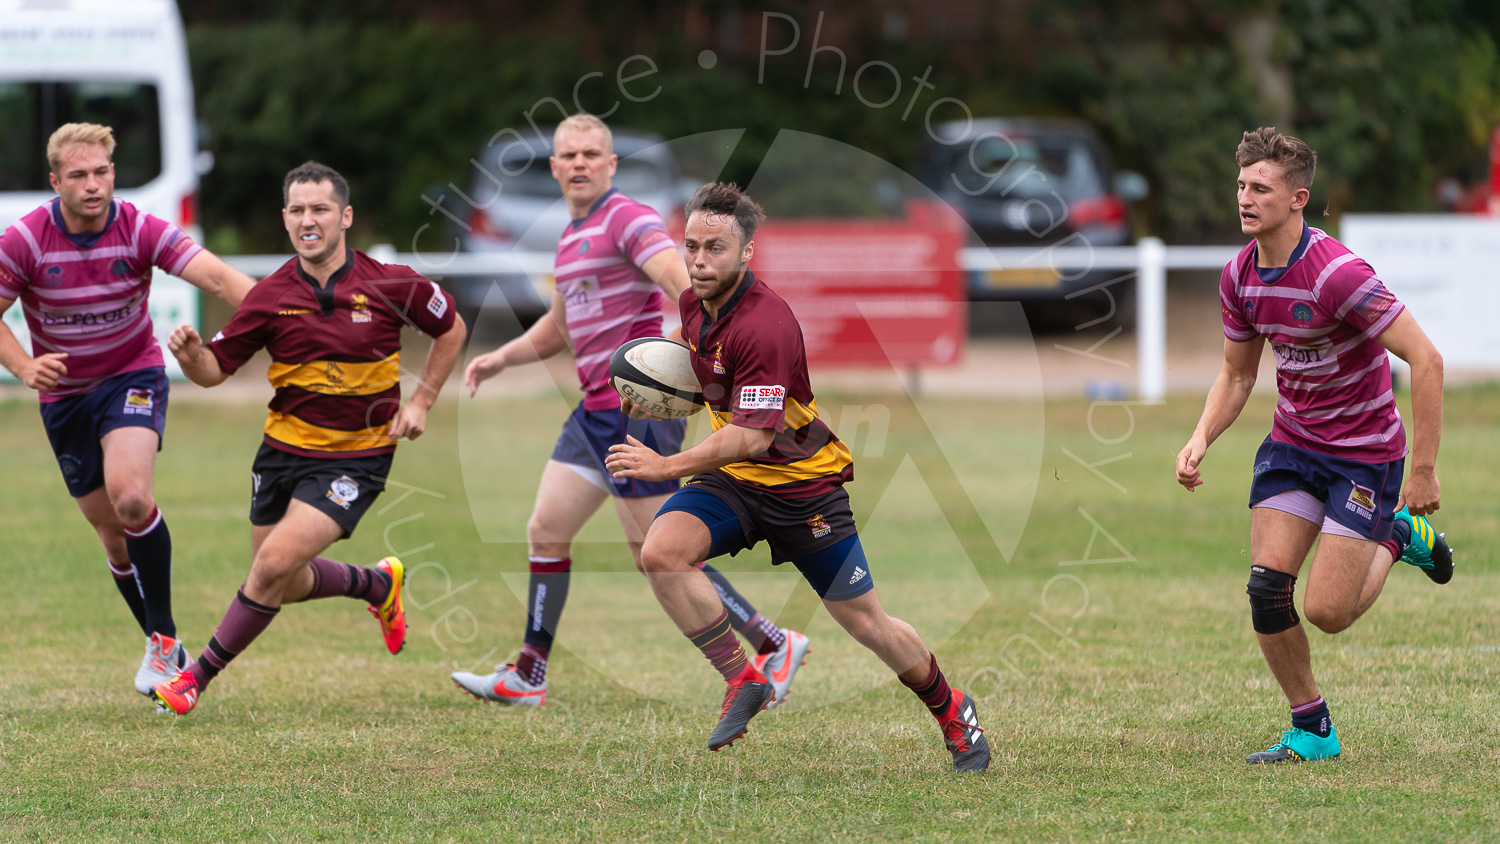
1236, 127, 1317, 192
554, 113, 613, 153
47, 123, 116, 173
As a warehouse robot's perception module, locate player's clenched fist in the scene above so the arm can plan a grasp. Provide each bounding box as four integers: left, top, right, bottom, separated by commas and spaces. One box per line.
20, 352, 68, 392
167, 324, 203, 360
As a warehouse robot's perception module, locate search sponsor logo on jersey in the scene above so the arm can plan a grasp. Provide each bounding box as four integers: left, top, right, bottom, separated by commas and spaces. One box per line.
738, 385, 785, 410
39, 300, 139, 333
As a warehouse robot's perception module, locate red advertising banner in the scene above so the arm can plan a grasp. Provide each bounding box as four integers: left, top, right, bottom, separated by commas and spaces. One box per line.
749, 201, 967, 367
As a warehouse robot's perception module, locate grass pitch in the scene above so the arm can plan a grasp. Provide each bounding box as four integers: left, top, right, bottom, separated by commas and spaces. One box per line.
1, 380, 1496, 842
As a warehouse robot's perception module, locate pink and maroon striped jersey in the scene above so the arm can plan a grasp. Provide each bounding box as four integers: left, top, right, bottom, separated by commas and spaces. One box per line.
0, 198, 202, 401
1220, 226, 1407, 463
553, 189, 678, 411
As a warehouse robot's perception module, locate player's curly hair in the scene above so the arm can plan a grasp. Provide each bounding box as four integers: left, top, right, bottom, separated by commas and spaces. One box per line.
684, 182, 766, 243
1236, 127, 1317, 192
283, 161, 351, 208
47, 123, 115, 173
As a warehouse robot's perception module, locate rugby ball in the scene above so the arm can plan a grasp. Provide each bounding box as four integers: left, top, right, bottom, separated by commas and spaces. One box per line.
609, 337, 704, 418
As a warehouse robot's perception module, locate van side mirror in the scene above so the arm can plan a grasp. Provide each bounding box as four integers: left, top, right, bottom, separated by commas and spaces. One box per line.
1113, 170, 1149, 202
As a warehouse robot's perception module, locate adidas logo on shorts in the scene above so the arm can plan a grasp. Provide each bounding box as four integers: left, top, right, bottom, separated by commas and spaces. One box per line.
849, 566, 867, 585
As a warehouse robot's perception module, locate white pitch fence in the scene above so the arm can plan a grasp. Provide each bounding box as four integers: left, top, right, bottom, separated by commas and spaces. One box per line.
12, 223, 1493, 396
0, 242, 1234, 397
961, 240, 1239, 401
216, 239, 1235, 402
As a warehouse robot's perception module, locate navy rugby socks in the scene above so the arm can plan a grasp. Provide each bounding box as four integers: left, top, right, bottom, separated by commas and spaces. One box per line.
123, 506, 175, 638
108, 558, 150, 635
1380, 518, 1411, 563
516, 556, 571, 685
700, 563, 785, 656
1291, 696, 1333, 738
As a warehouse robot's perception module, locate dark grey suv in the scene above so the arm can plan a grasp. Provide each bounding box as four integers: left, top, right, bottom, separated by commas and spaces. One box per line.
917, 118, 1147, 323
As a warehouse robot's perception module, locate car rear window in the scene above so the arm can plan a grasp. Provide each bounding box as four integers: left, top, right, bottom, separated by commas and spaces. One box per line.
0, 81, 163, 191
943, 134, 1103, 198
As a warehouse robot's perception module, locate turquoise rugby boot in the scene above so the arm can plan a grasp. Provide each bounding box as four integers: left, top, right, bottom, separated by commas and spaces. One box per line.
1393, 506, 1454, 585
1245, 726, 1341, 764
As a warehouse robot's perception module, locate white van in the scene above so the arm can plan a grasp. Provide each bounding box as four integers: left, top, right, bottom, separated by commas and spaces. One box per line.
0, 0, 205, 378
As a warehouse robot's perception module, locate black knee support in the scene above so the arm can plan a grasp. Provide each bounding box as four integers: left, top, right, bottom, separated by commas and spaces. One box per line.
1246, 565, 1299, 634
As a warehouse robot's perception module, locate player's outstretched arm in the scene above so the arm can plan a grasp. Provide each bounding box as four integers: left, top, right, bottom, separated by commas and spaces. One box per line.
1376, 310, 1444, 515
606, 425, 775, 483
640, 248, 690, 302
1176, 336, 1265, 492
464, 287, 569, 397
177, 251, 256, 309
391, 314, 467, 441
0, 296, 68, 390
167, 324, 228, 387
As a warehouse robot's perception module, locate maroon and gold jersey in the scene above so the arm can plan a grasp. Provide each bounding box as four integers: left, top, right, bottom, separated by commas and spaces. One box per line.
679, 270, 852, 498
207, 249, 457, 458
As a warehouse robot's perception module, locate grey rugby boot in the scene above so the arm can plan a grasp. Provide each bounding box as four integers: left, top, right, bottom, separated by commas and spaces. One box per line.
708, 663, 773, 750
452, 663, 547, 706
750, 629, 811, 709
938, 689, 990, 773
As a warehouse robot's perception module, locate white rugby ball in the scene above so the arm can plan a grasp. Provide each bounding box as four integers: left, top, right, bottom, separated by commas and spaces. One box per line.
609, 337, 704, 418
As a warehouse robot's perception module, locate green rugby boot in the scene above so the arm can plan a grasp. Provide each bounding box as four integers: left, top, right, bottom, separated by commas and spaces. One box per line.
1393, 507, 1454, 585
1245, 727, 1341, 764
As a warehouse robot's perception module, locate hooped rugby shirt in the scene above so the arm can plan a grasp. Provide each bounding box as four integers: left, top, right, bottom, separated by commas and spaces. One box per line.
207, 248, 457, 458
0, 198, 203, 400
679, 269, 853, 498
554, 188, 678, 410
1220, 225, 1407, 464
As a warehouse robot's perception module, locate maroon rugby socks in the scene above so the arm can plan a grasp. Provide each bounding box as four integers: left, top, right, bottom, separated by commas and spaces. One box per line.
1380, 518, 1411, 564
302, 556, 391, 605
901, 653, 954, 719
699, 563, 785, 656
687, 608, 750, 681
189, 589, 280, 689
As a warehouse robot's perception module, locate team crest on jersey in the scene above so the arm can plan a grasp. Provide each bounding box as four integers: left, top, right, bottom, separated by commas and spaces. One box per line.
324, 361, 346, 386
58, 454, 82, 482
327, 476, 360, 510
578, 239, 591, 254
1292, 303, 1313, 324
807, 514, 832, 539
1344, 482, 1375, 519
123, 389, 154, 415
111, 259, 133, 277
41, 265, 64, 288
711, 344, 726, 375
1253, 461, 1270, 476
350, 293, 373, 324
1243, 299, 1256, 320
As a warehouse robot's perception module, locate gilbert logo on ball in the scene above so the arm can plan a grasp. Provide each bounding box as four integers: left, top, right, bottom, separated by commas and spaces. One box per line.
609, 337, 704, 418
